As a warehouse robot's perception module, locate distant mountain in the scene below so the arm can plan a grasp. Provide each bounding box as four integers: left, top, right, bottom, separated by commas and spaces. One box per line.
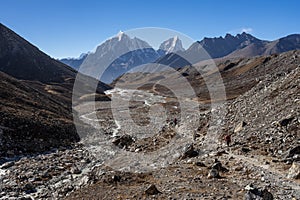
75, 32, 300, 82
60, 53, 88, 70
196, 32, 262, 58
157, 33, 300, 68
0, 23, 110, 156
226, 33, 300, 58
80, 31, 160, 83
156, 33, 264, 69
158, 36, 185, 55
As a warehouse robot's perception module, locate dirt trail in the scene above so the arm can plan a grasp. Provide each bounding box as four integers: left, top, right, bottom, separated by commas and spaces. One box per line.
226, 150, 300, 194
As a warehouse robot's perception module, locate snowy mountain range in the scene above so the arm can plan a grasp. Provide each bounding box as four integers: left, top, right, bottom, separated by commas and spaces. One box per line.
67, 32, 185, 83
60, 32, 300, 83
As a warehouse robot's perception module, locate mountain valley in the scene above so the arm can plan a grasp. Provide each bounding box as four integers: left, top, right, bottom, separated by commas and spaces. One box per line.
0, 23, 299, 200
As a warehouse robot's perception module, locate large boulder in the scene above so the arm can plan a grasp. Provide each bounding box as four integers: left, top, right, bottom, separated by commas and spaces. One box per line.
244, 184, 273, 200
180, 144, 199, 159
287, 162, 300, 179
112, 134, 135, 149
145, 184, 161, 195
234, 121, 247, 133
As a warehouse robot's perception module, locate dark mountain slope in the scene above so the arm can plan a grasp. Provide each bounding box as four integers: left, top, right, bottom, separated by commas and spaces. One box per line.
0, 23, 77, 83
0, 23, 110, 156
0, 72, 79, 155
198, 32, 262, 58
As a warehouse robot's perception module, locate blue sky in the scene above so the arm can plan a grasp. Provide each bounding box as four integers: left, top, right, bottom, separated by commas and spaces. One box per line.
1, 0, 300, 58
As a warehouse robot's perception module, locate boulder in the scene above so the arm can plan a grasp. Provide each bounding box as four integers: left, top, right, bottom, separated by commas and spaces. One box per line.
278, 116, 294, 127
70, 167, 81, 174
112, 134, 134, 148
286, 145, 300, 158
234, 121, 247, 133
180, 144, 199, 159
211, 160, 228, 172
23, 183, 37, 194
244, 184, 273, 200
145, 184, 161, 195
207, 169, 220, 179
287, 162, 300, 179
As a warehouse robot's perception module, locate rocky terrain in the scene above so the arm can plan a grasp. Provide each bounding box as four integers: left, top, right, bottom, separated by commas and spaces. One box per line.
115, 50, 300, 101
0, 72, 79, 156
66, 51, 300, 199
0, 22, 299, 199
1, 50, 299, 199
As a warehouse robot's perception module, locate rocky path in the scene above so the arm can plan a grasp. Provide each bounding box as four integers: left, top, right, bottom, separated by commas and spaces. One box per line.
226, 151, 300, 197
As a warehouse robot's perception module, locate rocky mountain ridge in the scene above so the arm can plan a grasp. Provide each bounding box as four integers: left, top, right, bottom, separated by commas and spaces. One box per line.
62, 32, 300, 82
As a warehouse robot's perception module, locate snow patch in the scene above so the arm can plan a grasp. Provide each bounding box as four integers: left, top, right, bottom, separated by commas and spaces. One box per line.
117, 31, 124, 41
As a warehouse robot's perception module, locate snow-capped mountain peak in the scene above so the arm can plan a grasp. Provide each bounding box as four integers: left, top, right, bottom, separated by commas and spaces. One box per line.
159, 36, 185, 54
79, 31, 159, 83
117, 30, 124, 41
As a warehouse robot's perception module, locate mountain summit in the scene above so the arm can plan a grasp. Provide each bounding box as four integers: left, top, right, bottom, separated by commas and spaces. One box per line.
80, 32, 159, 83
159, 36, 185, 54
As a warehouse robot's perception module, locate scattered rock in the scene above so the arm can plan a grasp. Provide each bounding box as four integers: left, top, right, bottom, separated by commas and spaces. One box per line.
41, 171, 52, 179
276, 116, 294, 129
211, 159, 228, 172
145, 184, 161, 195
1, 161, 15, 169
195, 161, 206, 167
71, 167, 82, 174
234, 121, 247, 133
215, 150, 228, 156
286, 145, 300, 158
23, 183, 37, 194
287, 162, 300, 179
112, 134, 134, 148
207, 169, 220, 179
241, 147, 251, 153
112, 175, 121, 182
234, 166, 244, 171
244, 184, 273, 200
180, 144, 199, 159
19, 197, 33, 200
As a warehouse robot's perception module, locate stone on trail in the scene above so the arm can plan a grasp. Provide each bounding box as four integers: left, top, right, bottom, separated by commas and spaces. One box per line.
145, 184, 161, 195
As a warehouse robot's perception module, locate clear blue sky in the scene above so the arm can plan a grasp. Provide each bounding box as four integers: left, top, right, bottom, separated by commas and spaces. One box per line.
1, 0, 300, 58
